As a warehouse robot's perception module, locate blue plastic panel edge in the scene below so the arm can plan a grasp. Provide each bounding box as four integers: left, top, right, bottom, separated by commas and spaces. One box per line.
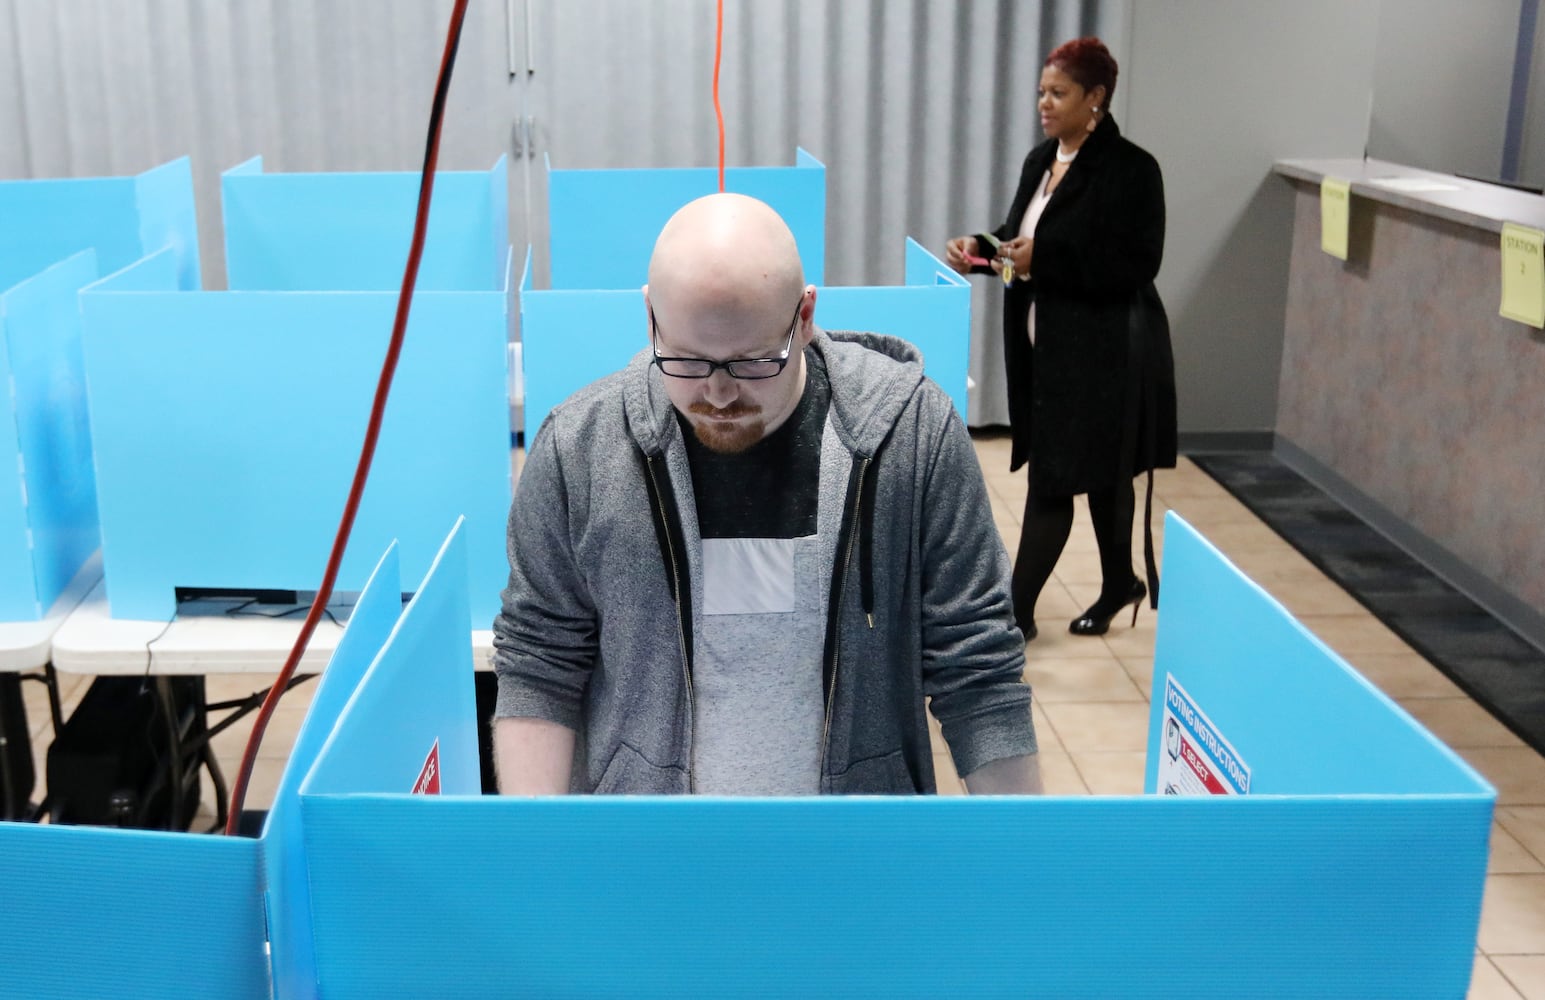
0, 823, 268, 999
78, 283, 509, 625
1148, 512, 1496, 797
0, 303, 36, 618
295, 793, 1488, 999
0, 158, 198, 291
817, 278, 970, 420
299, 518, 477, 799
133, 156, 202, 291
518, 258, 971, 438
223, 158, 507, 292
547, 152, 825, 289
518, 286, 642, 440
261, 542, 403, 1000
0, 252, 102, 619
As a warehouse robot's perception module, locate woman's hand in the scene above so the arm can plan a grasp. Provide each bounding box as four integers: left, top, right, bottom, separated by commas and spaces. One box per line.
999, 237, 1034, 280
944, 236, 979, 275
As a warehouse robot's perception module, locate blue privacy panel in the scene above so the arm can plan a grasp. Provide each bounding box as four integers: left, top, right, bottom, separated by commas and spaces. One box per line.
301, 521, 477, 799
547, 147, 825, 290
0, 157, 200, 292
0, 824, 267, 999
261, 543, 403, 1000
293, 794, 1487, 999
280, 513, 1495, 997
78, 249, 511, 625
519, 238, 971, 438
518, 249, 644, 441
816, 238, 971, 419
0, 252, 102, 620
223, 156, 509, 293
1147, 514, 1495, 796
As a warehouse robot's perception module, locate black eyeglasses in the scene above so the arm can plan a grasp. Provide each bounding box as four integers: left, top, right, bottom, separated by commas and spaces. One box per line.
649, 299, 803, 380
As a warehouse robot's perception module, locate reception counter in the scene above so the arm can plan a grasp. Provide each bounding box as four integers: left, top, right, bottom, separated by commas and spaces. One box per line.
1272, 157, 1545, 649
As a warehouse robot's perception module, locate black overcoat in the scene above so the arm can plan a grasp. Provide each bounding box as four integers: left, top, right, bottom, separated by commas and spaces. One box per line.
980, 114, 1178, 496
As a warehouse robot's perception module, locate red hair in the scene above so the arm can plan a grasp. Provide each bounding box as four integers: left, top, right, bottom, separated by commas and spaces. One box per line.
1045, 37, 1118, 105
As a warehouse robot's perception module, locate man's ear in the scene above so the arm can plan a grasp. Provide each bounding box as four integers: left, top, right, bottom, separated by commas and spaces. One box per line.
797, 285, 818, 346
642, 284, 652, 346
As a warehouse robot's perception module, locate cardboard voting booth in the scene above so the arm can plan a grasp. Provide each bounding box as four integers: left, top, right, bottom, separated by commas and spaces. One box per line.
0, 515, 1495, 997
76, 159, 513, 626
0, 159, 200, 620
519, 151, 972, 438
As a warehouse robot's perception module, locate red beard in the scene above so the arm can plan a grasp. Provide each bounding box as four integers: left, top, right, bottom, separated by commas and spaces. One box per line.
687, 402, 765, 453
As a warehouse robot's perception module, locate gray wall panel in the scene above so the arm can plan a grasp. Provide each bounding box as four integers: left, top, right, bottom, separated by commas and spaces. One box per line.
1123, 1, 1381, 436
1366, 0, 1522, 182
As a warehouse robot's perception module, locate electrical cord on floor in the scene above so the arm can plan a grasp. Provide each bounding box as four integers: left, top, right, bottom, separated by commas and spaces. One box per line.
223, 0, 471, 835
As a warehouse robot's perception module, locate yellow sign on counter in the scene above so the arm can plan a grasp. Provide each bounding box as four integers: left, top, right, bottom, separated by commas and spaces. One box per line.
1500, 222, 1544, 328
1320, 178, 1351, 260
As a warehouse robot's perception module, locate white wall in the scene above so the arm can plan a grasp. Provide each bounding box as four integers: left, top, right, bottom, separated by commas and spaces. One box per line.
1122, 1, 1381, 436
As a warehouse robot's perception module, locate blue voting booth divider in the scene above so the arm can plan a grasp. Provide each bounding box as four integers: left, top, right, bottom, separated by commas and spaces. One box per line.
277, 514, 1492, 998
520, 149, 973, 437
0, 158, 200, 294
0, 537, 425, 1000
0, 820, 269, 998
0, 254, 101, 620
546, 148, 826, 290
0, 515, 1497, 996
0, 160, 200, 620
262, 541, 409, 1000
815, 238, 971, 418
222, 157, 508, 293
520, 240, 972, 440
75, 159, 512, 626
521, 148, 971, 437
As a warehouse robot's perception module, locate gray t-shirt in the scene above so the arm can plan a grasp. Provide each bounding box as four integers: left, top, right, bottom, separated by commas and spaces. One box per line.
678, 353, 830, 794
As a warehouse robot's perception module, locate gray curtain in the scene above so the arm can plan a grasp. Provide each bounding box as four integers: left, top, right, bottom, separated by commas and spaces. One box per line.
2, 0, 1118, 425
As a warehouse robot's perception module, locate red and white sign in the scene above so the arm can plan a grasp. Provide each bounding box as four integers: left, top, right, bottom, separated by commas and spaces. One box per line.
1178, 736, 1229, 795
1156, 675, 1251, 796
411, 739, 441, 795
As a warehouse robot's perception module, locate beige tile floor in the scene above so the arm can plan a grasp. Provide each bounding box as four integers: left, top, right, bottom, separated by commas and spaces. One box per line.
17, 433, 1545, 997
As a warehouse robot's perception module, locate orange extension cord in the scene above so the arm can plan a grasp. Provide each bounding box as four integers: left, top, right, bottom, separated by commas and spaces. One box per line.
223, 0, 471, 834
713, 0, 725, 190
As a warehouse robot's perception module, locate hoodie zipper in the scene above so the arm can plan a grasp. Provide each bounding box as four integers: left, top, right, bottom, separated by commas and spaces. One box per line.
645, 453, 695, 792
819, 456, 869, 786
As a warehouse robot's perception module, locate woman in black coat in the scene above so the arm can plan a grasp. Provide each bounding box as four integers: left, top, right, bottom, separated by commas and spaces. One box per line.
946, 36, 1177, 641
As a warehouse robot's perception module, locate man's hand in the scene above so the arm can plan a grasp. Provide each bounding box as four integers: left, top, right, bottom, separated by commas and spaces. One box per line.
494, 717, 576, 794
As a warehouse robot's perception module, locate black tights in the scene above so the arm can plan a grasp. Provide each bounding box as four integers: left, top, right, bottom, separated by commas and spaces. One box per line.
1011, 474, 1136, 633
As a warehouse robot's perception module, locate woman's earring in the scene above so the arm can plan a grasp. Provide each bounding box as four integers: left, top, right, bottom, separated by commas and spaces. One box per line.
1087, 108, 1099, 133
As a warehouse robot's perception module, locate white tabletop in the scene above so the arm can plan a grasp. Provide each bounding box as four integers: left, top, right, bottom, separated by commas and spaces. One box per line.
51, 579, 495, 675
0, 553, 104, 672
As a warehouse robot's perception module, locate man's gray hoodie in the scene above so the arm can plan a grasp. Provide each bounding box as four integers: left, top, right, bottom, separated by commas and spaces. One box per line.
492, 329, 1035, 793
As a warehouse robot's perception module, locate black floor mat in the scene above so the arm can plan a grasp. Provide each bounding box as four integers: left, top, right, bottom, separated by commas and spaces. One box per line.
1189, 452, 1545, 758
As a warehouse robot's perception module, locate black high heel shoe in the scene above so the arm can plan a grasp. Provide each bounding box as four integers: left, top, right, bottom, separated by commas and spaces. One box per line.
1069, 578, 1147, 636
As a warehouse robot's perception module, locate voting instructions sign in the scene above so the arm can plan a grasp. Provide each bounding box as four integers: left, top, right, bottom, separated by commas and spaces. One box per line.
1157, 675, 1250, 796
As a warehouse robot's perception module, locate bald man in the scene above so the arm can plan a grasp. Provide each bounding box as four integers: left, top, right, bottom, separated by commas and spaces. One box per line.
491, 193, 1041, 795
